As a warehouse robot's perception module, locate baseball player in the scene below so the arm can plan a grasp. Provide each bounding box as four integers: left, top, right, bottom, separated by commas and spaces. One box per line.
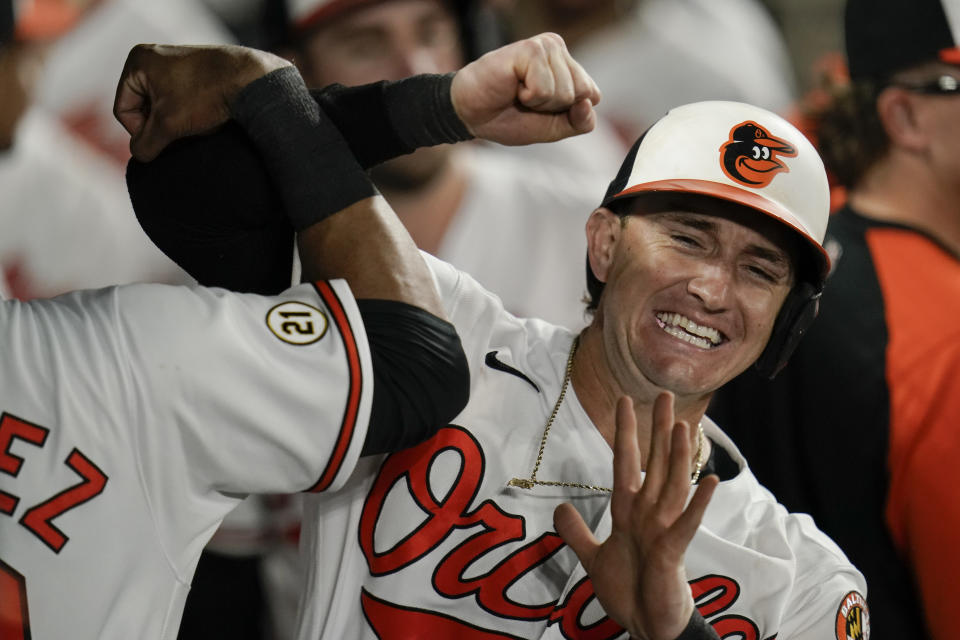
0, 33, 601, 639
139, 71, 871, 638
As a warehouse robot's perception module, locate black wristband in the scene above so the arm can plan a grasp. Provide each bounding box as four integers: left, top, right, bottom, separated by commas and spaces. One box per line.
230, 66, 378, 230
672, 610, 720, 640
310, 73, 474, 170
311, 82, 411, 169
385, 72, 473, 150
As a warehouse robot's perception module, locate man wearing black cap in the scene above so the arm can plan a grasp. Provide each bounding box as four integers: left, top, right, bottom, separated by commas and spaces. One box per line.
710, 0, 960, 636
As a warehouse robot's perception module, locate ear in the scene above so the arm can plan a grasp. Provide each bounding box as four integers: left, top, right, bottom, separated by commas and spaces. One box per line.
876, 87, 929, 153
585, 207, 621, 284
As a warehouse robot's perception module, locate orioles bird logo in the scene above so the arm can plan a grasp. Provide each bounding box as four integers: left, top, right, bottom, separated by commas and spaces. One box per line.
720, 120, 797, 188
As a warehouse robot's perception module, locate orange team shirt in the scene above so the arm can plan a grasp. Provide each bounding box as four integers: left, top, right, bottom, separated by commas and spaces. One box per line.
870, 227, 960, 640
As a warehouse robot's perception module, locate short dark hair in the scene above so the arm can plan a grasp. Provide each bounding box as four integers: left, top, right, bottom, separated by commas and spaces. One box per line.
813, 79, 889, 189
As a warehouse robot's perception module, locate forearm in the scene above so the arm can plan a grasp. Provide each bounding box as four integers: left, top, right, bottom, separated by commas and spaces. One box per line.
310, 73, 473, 170
296, 199, 443, 316
229, 67, 443, 317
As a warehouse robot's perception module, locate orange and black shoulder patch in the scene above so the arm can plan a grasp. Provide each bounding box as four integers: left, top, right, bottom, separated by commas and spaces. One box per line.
719, 120, 797, 188
835, 590, 870, 640
266, 301, 329, 345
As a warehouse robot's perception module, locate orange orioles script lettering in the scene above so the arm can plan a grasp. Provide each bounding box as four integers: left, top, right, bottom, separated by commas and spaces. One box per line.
358, 426, 770, 639
720, 121, 797, 188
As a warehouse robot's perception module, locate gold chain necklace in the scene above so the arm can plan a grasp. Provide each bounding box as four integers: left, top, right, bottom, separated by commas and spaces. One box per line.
507, 335, 706, 494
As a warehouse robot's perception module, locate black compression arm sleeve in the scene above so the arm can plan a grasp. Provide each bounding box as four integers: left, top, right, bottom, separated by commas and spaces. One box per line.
357, 299, 469, 456
230, 66, 379, 230
310, 73, 474, 170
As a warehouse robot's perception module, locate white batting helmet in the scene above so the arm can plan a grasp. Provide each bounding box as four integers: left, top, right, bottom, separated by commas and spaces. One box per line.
600, 100, 831, 283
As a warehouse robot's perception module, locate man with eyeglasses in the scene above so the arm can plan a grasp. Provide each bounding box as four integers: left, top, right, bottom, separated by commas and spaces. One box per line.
710, 0, 960, 636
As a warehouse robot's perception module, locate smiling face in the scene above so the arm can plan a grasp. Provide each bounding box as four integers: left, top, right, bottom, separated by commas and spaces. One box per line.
586, 194, 798, 397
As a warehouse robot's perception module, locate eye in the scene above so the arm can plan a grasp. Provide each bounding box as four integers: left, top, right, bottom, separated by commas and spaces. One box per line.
761, 146, 770, 160
751, 145, 762, 160
745, 264, 778, 283
672, 234, 703, 249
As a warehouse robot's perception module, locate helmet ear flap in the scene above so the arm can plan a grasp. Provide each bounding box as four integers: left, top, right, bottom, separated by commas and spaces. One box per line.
754, 282, 821, 379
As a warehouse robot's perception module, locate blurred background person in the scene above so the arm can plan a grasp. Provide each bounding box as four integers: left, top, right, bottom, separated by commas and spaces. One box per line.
709, 0, 960, 636
279, 0, 625, 331
34, 0, 234, 164
1, 0, 189, 299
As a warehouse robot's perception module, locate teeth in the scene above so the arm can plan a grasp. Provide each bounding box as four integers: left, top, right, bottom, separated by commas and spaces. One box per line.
656, 312, 722, 347
662, 325, 714, 349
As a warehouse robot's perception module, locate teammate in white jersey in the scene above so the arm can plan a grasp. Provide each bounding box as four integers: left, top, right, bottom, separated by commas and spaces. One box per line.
0, 26, 604, 640
132, 47, 871, 640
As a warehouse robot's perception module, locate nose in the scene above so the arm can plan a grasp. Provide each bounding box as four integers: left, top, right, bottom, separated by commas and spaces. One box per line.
687, 261, 733, 311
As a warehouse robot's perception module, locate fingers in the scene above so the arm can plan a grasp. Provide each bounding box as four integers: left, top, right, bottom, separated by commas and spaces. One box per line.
554, 502, 600, 568
566, 98, 597, 135
629, 392, 710, 535
516, 33, 601, 113
658, 420, 693, 512
113, 43, 286, 161
113, 73, 148, 138
569, 57, 601, 107
669, 474, 718, 549
611, 396, 643, 518
113, 44, 171, 161
113, 45, 152, 138
130, 101, 178, 162
640, 391, 675, 499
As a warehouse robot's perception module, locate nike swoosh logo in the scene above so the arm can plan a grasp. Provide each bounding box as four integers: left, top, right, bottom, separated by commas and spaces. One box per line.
484, 351, 539, 392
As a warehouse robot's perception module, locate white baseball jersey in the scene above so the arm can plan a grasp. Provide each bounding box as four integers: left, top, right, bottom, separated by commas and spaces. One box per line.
437, 143, 612, 331
295, 253, 869, 640
0, 279, 372, 639
0, 109, 189, 298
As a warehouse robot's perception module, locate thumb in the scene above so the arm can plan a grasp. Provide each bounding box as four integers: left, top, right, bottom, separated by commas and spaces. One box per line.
520, 109, 596, 144
130, 105, 175, 162
114, 72, 151, 139
567, 99, 597, 135
554, 502, 600, 567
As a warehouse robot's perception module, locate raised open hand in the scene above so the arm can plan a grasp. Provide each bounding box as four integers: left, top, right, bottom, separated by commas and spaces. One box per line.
113, 44, 291, 161
554, 393, 719, 640
450, 32, 601, 146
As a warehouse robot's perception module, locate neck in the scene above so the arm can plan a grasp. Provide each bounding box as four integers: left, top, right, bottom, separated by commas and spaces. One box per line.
850, 155, 960, 257
570, 321, 712, 465
378, 150, 468, 255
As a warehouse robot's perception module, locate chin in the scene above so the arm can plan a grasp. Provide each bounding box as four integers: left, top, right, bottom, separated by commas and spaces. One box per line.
370, 147, 450, 192
642, 357, 732, 397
